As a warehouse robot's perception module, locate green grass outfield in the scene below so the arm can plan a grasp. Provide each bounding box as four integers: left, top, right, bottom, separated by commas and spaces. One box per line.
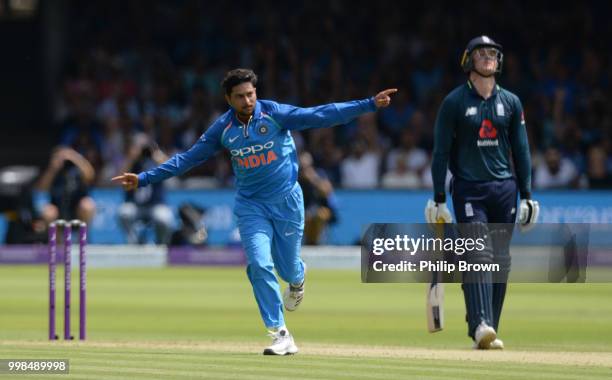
1, 266, 611, 379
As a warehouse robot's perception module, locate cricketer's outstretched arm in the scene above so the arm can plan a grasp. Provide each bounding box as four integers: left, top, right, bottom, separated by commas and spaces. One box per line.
268, 89, 396, 131
137, 123, 223, 187
268, 99, 376, 131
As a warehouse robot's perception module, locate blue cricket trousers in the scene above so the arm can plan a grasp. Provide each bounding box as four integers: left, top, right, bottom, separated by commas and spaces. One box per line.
234, 183, 306, 329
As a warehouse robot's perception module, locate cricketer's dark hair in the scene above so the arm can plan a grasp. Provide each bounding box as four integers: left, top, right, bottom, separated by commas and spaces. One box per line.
221, 68, 258, 95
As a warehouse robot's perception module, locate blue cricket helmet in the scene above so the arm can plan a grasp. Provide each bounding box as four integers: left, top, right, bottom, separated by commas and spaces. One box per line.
460, 35, 504, 74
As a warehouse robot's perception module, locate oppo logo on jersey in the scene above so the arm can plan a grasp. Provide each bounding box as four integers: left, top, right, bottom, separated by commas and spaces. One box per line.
230, 141, 275, 157
231, 141, 278, 169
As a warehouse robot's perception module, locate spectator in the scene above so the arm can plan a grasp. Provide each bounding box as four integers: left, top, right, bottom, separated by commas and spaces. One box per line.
37, 147, 97, 225
59, 95, 104, 177
587, 146, 612, 189
378, 89, 415, 140
309, 128, 343, 185
340, 139, 380, 189
97, 115, 133, 187
170, 203, 208, 246
0, 167, 50, 244
534, 147, 579, 189
95, 60, 140, 122
354, 113, 388, 153
385, 129, 428, 175
382, 155, 421, 189
298, 152, 338, 245
117, 134, 174, 244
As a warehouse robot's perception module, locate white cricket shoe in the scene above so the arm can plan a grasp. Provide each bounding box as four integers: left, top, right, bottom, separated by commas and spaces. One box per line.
283, 265, 306, 312
474, 321, 497, 349
489, 338, 504, 349
263, 329, 299, 355
472, 337, 504, 350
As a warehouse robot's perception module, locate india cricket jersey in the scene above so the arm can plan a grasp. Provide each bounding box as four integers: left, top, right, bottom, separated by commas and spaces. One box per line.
431, 81, 532, 202
137, 98, 376, 201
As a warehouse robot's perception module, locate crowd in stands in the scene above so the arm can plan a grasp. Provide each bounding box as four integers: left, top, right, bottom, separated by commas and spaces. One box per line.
53, 1, 612, 190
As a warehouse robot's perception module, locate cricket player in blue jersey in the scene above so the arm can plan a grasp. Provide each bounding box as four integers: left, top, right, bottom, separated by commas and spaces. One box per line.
113, 68, 397, 355
426, 36, 539, 349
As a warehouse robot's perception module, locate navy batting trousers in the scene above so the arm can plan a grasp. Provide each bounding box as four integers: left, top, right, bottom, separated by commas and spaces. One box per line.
451, 177, 517, 339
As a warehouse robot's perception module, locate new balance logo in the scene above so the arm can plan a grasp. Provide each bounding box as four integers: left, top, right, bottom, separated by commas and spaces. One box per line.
465, 107, 477, 116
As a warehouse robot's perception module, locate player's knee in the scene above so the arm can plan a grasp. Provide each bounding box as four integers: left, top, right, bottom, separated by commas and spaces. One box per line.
246, 262, 275, 282
459, 222, 493, 264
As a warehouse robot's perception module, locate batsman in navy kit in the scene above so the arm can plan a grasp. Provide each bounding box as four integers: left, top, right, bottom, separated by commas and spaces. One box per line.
113, 68, 397, 355
426, 36, 540, 349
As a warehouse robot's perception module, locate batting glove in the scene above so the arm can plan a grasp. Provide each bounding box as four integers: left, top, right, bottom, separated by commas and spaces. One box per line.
518, 199, 540, 232
425, 200, 453, 224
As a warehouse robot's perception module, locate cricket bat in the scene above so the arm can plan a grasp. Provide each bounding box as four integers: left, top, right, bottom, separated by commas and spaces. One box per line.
426, 275, 444, 332
427, 220, 445, 333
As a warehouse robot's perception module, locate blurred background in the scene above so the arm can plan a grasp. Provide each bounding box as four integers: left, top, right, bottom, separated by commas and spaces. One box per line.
0, 0, 611, 246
